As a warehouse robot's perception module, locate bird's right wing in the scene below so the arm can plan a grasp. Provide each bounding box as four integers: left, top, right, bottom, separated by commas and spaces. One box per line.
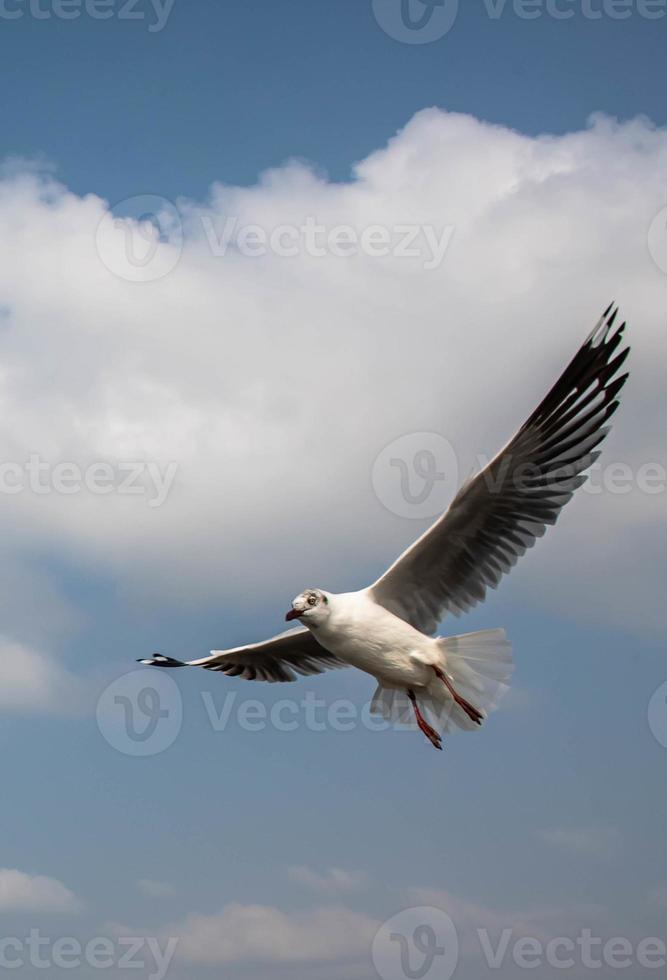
368, 305, 630, 634
141, 626, 345, 683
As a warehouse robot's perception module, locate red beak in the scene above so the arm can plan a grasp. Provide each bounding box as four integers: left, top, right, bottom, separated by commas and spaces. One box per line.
285, 608, 301, 622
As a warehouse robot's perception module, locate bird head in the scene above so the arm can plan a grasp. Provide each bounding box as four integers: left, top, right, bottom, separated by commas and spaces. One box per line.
285, 588, 330, 626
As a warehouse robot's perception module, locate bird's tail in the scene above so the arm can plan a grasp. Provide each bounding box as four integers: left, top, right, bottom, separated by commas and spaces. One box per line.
431, 628, 514, 732
137, 654, 187, 668
371, 628, 513, 735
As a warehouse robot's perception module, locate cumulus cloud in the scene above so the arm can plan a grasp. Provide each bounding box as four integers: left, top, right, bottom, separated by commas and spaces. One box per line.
0, 109, 665, 636
0, 869, 82, 913
168, 902, 378, 965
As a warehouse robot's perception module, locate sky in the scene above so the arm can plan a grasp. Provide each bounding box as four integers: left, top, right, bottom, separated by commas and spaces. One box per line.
0, 2, 666, 979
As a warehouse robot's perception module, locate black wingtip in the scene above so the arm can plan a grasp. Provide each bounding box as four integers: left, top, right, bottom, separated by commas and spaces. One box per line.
137, 653, 186, 668
586, 304, 625, 349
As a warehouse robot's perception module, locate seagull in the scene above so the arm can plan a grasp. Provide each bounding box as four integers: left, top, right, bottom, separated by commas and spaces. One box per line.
141, 305, 629, 750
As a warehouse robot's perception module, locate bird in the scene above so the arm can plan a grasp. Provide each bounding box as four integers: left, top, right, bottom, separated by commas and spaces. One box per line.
141, 305, 629, 750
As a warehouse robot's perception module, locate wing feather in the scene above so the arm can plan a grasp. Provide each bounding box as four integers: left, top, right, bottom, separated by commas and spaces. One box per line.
148, 627, 346, 683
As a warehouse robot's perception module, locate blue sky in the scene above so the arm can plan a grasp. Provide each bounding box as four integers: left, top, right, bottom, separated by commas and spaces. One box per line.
2, 0, 666, 200
0, 2, 666, 979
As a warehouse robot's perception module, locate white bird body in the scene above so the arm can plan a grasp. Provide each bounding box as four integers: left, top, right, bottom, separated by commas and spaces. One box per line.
279, 587, 511, 743
306, 590, 437, 689
142, 305, 629, 751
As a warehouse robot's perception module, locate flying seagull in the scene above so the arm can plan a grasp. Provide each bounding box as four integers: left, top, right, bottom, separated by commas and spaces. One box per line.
142, 305, 629, 750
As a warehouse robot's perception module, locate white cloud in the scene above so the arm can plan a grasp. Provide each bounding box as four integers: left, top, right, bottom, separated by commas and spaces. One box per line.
0, 636, 84, 713
169, 902, 378, 965
287, 865, 369, 894
136, 878, 177, 899
536, 826, 620, 857
0, 869, 82, 913
0, 110, 664, 636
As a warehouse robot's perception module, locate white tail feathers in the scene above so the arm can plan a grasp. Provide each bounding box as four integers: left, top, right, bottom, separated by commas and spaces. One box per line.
434, 628, 513, 731
371, 628, 513, 735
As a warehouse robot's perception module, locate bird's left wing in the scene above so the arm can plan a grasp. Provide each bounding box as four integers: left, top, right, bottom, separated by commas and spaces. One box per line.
368, 305, 630, 635
141, 626, 345, 683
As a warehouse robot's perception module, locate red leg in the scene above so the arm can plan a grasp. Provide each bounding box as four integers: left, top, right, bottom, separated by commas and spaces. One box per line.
433, 666, 484, 726
407, 689, 442, 751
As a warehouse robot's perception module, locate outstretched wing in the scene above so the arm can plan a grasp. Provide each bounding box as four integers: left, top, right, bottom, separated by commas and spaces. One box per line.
368, 304, 630, 635
141, 626, 345, 683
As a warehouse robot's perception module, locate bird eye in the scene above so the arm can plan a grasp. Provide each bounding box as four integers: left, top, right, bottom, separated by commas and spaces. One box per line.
308, 594, 317, 606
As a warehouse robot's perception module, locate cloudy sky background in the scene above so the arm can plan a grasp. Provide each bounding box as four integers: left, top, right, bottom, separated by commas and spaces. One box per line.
0, 2, 666, 978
